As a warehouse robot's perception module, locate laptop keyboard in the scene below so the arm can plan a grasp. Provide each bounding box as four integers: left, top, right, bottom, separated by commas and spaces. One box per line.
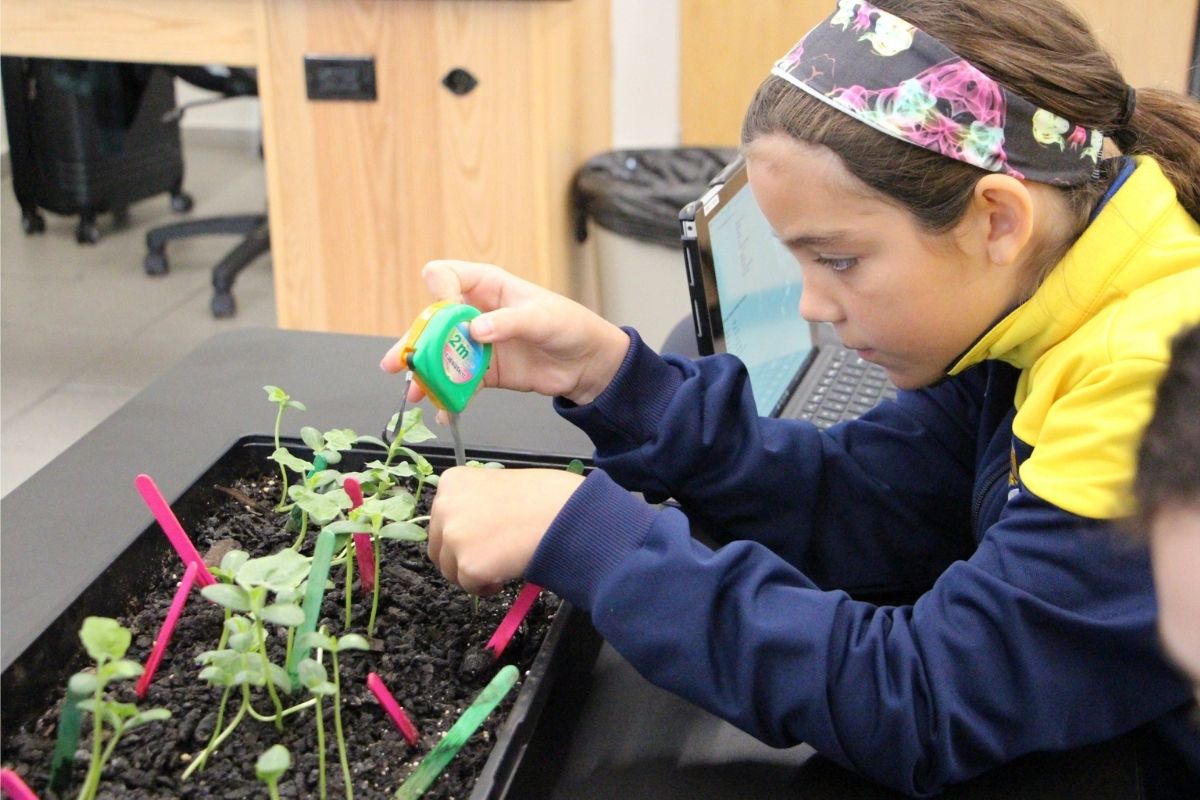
798, 350, 897, 429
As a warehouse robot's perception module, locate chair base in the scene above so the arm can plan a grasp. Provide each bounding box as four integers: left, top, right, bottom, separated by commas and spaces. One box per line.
144, 214, 269, 318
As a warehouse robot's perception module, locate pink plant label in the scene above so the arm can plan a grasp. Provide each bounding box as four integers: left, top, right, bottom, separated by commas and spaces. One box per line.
343, 477, 375, 590
134, 474, 215, 587
485, 582, 542, 659
136, 561, 199, 700
367, 672, 420, 746
1, 768, 40, 800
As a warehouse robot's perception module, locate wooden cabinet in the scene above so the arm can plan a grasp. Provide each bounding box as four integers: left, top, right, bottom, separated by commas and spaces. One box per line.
2, 0, 612, 337
258, 0, 612, 334
681, 0, 1198, 147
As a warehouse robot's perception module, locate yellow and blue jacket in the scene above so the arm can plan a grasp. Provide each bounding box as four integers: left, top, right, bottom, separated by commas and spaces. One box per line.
528, 157, 1200, 795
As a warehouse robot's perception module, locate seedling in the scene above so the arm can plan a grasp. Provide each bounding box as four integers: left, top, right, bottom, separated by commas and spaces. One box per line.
264, 386, 307, 509
68, 617, 170, 800
255, 744, 291, 800
200, 548, 309, 729
298, 628, 369, 799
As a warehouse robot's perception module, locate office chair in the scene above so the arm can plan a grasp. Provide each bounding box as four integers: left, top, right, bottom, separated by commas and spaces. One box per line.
142, 66, 265, 318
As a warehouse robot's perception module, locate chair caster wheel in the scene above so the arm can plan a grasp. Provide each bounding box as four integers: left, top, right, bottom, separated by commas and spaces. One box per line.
21, 210, 46, 234
144, 250, 169, 276
171, 192, 194, 214
76, 220, 101, 245
211, 291, 236, 318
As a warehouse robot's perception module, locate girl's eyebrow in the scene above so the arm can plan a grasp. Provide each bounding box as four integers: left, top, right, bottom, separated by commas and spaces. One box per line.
776, 231, 854, 248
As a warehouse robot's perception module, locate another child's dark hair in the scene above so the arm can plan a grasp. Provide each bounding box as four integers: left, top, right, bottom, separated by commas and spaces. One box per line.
1134, 324, 1200, 529
742, 0, 1200, 282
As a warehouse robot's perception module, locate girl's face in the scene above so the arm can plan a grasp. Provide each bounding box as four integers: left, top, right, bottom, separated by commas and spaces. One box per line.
746, 134, 1025, 390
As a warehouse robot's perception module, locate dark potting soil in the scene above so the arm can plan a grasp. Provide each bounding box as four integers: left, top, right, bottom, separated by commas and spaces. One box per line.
1, 460, 561, 800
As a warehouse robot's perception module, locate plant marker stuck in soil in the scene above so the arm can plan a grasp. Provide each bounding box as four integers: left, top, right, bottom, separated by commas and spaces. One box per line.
1, 768, 39, 800
366, 672, 420, 747
135, 561, 200, 700
343, 477, 375, 590
485, 583, 543, 660
394, 665, 518, 800
287, 530, 336, 687
134, 474, 216, 587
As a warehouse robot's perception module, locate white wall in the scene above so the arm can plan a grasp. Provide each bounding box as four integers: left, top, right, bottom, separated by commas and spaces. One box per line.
611, 0, 680, 148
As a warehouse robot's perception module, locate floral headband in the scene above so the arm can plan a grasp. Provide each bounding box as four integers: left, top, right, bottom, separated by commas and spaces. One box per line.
771, 0, 1106, 185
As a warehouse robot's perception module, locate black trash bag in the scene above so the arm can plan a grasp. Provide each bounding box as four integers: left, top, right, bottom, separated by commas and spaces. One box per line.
572, 147, 738, 248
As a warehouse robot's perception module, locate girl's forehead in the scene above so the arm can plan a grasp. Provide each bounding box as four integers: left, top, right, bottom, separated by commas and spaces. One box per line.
747, 135, 880, 201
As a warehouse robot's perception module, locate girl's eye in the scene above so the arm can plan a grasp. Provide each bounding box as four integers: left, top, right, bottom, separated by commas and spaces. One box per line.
815, 255, 857, 272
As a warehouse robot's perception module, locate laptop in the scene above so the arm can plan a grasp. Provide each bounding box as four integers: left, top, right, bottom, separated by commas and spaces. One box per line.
679, 157, 896, 428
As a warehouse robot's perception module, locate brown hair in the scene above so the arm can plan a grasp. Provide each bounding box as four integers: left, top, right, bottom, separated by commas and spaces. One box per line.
1134, 324, 1200, 530
742, 0, 1200, 283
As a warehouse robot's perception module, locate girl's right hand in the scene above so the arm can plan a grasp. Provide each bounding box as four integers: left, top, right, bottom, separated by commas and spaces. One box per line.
380, 260, 631, 406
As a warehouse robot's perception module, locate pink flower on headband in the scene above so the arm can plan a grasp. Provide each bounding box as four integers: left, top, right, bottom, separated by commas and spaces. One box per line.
1067, 126, 1088, 149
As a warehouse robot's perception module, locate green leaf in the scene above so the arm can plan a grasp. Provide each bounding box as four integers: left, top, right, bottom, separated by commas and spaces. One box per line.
201, 584, 252, 612
296, 658, 328, 689
298, 630, 336, 652
80, 617, 131, 663
400, 409, 436, 444
300, 426, 324, 451
321, 520, 372, 536
356, 435, 389, 449
224, 616, 254, 637
269, 447, 313, 474
308, 469, 341, 490
228, 631, 257, 653
377, 521, 427, 542
106, 700, 140, 720
219, 550, 251, 575
268, 664, 293, 693
362, 492, 415, 522
264, 385, 288, 404
256, 744, 292, 783
323, 428, 358, 451
259, 603, 305, 627
286, 399, 307, 411
236, 549, 311, 593
296, 659, 335, 695
68, 671, 97, 696
128, 708, 172, 728
318, 449, 343, 465
99, 659, 144, 683
335, 634, 370, 652
289, 486, 350, 525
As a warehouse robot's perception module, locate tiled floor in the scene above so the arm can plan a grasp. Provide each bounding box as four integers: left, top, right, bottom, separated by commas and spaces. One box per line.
1, 130, 276, 496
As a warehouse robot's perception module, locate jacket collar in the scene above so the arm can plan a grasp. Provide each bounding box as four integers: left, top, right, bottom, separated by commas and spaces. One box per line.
947, 157, 1181, 375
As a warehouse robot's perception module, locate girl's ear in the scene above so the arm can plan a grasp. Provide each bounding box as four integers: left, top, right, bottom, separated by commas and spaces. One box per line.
970, 174, 1035, 268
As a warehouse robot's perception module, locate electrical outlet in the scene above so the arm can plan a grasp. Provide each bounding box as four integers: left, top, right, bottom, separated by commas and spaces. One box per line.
304, 55, 377, 101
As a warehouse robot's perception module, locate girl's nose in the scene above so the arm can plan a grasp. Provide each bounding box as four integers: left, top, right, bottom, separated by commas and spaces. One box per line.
798, 272, 843, 325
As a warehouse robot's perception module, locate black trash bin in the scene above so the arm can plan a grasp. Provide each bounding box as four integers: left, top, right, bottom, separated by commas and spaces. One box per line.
571, 148, 737, 349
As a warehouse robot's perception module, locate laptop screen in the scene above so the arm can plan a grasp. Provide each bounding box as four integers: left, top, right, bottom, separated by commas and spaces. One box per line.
705, 170, 813, 415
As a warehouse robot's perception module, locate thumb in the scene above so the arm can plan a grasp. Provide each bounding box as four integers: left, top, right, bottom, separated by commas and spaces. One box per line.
469, 306, 541, 344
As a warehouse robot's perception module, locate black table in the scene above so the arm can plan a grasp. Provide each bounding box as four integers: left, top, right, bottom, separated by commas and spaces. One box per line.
0, 329, 1139, 799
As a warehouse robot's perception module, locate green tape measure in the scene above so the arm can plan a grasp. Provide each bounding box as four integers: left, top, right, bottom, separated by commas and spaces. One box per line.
397, 302, 492, 415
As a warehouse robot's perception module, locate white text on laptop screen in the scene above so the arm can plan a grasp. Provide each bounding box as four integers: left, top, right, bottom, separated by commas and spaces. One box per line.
708, 181, 812, 415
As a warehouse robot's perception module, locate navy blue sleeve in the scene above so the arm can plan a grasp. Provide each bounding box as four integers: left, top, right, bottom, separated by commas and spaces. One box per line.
556, 330, 979, 593
526, 472, 1193, 795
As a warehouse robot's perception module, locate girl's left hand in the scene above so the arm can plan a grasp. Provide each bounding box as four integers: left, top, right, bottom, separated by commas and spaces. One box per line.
427, 467, 585, 595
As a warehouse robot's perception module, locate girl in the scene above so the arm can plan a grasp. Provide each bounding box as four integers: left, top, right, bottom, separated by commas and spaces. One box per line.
382, 0, 1200, 794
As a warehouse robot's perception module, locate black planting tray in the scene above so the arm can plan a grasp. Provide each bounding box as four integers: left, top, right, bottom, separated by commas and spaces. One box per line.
1, 435, 603, 799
